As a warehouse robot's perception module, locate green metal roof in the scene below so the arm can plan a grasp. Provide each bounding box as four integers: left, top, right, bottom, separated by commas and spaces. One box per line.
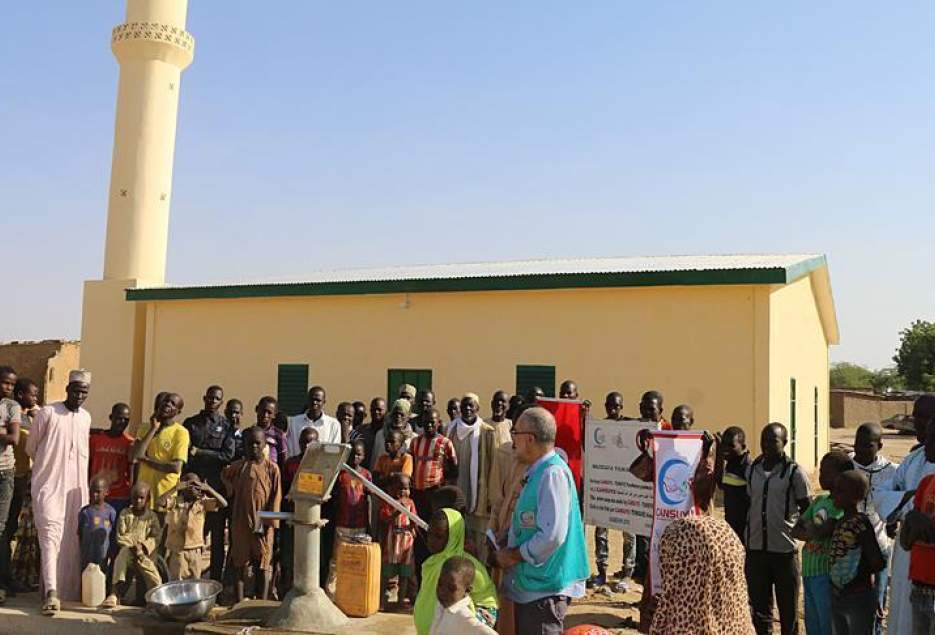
126, 254, 828, 301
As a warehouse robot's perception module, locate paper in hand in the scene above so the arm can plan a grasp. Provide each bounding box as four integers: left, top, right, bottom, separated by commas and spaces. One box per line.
486, 528, 500, 551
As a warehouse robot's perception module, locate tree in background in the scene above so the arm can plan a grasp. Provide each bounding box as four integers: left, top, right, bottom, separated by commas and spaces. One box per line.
830, 362, 874, 389
830, 363, 905, 392
893, 320, 935, 391
870, 367, 905, 393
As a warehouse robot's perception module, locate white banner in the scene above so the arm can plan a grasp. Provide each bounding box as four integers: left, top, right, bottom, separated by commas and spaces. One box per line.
649, 430, 704, 595
583, 419, 654, 538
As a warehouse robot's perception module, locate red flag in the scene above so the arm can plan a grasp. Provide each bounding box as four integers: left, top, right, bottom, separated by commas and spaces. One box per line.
537, 398, 583, 490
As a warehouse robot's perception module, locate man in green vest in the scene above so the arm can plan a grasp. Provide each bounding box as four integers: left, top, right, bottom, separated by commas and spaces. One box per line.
495, 407, 589, 634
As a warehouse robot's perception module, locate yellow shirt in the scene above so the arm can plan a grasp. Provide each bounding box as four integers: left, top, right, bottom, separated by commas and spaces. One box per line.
136, 422, 189, 506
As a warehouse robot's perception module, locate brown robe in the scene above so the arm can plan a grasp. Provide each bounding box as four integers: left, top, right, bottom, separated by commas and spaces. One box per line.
222, 458, 281, 569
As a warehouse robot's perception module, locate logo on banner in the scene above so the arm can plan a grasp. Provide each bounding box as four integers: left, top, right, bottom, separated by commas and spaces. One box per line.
593, 427, 606, 448
657, 458, 692, 506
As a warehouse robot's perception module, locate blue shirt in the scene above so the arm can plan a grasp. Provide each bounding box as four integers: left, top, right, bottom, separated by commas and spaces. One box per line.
505, 451, 586, 603
78, 503, 117, 567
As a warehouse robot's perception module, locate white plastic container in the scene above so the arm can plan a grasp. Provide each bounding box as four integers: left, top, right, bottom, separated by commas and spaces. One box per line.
82, 563, 106, 607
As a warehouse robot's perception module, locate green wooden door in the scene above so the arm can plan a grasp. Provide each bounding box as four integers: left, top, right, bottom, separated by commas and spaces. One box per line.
387, 369, 433, 402
277, 364, 309, 416
789, 377, 797, 461
516, 365, 556, 398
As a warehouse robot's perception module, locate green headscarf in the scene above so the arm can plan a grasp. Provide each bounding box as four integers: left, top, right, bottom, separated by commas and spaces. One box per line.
413, 508, 498, 635
391, 398, 412, 417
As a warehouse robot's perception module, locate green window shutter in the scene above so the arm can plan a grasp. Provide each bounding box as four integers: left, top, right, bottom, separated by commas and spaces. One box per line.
278, 364, 309, 416
814, 386, 820, 467
387, 369, 433, 403
790, 378, 797, 461
516, 365, 556, 398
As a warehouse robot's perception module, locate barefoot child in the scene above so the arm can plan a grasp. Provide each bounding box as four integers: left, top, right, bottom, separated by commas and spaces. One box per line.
106, 482, 162, 607
157, 473, 228, 581
793, 451, 852, 635
222, 427, 281, 602
78, 476, 117, 603
430, 556, 498, 635
380, 473, 418, 610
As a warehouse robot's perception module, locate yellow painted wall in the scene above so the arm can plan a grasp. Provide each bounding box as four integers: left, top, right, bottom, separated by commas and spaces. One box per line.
131, 285, 769, 439
81, 279, 147, 427
767, 273, 831, 471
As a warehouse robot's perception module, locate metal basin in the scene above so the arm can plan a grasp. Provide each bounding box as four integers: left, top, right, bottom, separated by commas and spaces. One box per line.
145, 579, 223, 622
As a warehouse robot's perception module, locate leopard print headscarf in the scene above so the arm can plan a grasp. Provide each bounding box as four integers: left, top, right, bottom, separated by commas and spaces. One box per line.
650, 515, 755, 635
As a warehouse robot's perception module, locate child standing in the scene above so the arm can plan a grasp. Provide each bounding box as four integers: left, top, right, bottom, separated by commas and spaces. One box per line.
374, 430, 414, 487
714, 426, 752, 543
430, 556, 497, 635
157, 473, 228, 581
410, 409, 457, 525
850, 421, 897, 633
222, 426, 282, 602
327, 440, 371, 593
380, 473, 418, 610
828, 470, 884, 634
78, 476, 117, 603
793, 451, 852, 635
106, 481, 162, 607
255, 396, 288, 475
89, 403, 133, 514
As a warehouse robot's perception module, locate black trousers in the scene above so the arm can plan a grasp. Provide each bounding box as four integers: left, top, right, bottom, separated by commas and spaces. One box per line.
745, 550, 800, 635
204, 509, 227, 581
0, 474, 27, 588
411, 487, 437, 585
514, 595, 571, 635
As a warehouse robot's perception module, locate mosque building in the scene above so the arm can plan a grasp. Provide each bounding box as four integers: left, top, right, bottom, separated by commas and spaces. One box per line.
80, 0, 838, 468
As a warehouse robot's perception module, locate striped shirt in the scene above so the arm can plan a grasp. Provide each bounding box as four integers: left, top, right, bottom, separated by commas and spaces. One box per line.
801, 494, 843, 577
410, 434, 456, 491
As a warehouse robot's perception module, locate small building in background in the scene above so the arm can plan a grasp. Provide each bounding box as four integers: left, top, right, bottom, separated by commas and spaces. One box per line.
830, 389, 917, 429
0, 340, 81, 405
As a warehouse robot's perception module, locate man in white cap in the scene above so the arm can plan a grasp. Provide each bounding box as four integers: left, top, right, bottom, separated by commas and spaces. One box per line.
26, 369, 92, 614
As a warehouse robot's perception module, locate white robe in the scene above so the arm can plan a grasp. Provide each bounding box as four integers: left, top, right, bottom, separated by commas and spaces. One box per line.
25, 402, 91, 601
874, 446, 935, 635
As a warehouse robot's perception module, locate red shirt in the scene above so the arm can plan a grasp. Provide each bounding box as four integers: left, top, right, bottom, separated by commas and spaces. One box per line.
88, 431, 133, 500
283, 456, 302, 494
334, 467, 371, 530
410, 434, 456, 491
911, 474, 935, 586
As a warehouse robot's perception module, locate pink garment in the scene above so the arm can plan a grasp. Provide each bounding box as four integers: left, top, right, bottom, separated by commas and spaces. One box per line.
26, 402, 91, 601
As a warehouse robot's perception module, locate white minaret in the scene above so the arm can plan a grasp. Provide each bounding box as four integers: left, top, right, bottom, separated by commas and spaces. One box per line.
103, 0, 194, 283
81, 0, 194, 426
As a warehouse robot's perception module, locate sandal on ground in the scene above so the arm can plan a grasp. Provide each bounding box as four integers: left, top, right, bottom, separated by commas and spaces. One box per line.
41, 595, 61, 616
102, 594, 119, 609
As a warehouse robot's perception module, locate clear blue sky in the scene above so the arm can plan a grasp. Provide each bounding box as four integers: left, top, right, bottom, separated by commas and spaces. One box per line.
4, 2, 934, 369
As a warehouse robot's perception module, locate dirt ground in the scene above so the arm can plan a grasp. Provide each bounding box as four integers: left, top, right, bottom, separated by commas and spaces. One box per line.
564, 427, 918, 634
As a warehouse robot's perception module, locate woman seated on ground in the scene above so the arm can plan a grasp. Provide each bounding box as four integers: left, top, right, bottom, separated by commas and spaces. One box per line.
649, 514, 754, 635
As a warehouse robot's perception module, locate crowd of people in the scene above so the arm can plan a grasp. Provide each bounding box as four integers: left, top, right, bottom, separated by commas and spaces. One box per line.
0, 362, 934, 635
